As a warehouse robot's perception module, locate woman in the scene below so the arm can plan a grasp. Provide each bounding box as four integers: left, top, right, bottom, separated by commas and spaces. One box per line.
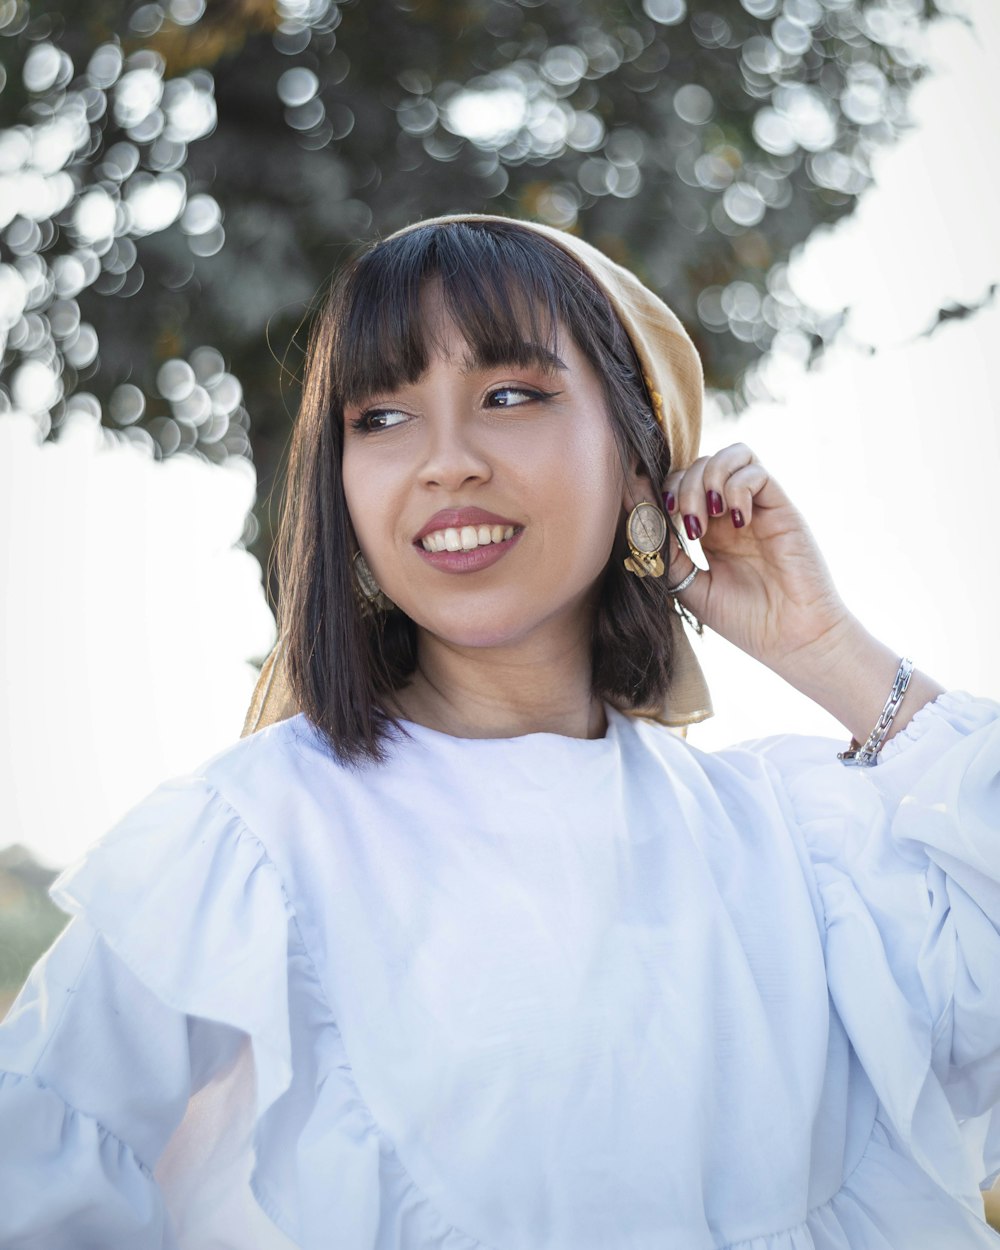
1, 214, 997, 1249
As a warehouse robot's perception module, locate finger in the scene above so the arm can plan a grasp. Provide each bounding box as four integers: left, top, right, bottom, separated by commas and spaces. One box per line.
661, 460, 706, 516
660, 472, 682, 518
708, 461, 769, 528
657, 477, 698, 574
670, 456, 711, 544
700, 443, 756, 525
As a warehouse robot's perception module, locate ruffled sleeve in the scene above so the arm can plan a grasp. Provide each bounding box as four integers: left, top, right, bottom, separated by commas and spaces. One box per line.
0, 776, 310, 1249
752, 691, 1000, 1211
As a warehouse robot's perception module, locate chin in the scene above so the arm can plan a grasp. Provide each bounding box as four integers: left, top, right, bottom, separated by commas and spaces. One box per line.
401, 603, 548, 651
424, 621, 530, 650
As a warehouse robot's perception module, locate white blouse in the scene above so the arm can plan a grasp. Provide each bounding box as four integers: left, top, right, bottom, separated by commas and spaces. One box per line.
1, 692, 999, 1249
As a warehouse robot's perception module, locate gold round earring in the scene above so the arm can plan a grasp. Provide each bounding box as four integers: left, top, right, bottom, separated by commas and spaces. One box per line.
623, 501, 667, 579
352, 551, 396, 614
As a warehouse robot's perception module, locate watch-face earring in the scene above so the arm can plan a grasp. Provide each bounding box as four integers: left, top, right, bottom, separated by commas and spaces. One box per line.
623, 501, 667, 579
352, 551, 396, 614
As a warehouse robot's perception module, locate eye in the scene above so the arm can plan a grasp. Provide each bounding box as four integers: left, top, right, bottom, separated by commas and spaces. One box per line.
485, 386, 556, 408
350, 407, 409, 433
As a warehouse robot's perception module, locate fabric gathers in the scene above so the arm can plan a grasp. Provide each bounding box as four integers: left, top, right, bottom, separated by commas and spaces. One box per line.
1, 691, 999, 1249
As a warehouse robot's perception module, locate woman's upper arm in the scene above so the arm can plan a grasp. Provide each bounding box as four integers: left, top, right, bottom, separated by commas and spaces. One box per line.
0, 910, 246, 1247
1, 918, 176, 1245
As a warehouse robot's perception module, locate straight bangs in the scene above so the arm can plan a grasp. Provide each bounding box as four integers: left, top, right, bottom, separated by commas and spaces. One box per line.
330, 222, 584, 408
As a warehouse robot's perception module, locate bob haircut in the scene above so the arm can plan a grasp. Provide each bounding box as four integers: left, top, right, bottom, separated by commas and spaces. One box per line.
275, 218, 679, 765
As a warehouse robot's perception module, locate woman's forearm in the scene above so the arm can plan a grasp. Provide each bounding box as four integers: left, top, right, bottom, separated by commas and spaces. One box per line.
767, 613, 946, 750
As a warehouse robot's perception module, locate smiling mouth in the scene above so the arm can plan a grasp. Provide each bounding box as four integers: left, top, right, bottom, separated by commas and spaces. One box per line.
418, 524, 518, 553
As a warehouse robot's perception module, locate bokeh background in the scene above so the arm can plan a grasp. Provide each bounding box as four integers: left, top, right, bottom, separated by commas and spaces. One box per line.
1, 0, 998, 1017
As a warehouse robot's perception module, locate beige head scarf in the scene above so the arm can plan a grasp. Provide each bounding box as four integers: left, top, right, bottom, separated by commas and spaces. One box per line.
242, 213, 712, 739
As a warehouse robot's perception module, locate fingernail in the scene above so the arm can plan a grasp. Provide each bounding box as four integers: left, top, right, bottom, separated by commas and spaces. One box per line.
731, 508, 745, 528
683, 514, 702, 541
662, 490, 676, 513
707, 490, 724, 517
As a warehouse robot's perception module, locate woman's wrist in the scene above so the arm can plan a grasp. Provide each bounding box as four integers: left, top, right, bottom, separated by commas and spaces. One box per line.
767, 615, 945, 748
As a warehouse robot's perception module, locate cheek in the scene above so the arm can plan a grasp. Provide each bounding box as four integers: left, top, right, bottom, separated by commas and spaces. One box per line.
554, 427, 625, 539
339, 450, 363, 548
341, 444, 396, 553
522, 430, 622, 593
341, 469, 389, 583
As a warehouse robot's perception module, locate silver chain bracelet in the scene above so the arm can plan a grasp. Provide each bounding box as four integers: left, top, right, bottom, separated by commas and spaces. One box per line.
838, 656, 914, 766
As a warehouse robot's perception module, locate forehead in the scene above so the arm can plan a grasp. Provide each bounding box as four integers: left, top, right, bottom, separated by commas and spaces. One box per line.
416, 284, 568, 376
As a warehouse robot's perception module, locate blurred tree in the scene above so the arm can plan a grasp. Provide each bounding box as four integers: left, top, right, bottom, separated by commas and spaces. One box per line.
0, 0, 955, 593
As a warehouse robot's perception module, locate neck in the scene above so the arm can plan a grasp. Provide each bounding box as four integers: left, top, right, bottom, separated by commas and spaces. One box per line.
391, 621, 606, 741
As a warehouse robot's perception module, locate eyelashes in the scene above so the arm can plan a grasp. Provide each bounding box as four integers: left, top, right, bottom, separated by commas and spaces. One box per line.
485, 385, 560, 408
349, 408, 407, 433
349, 385, 561, 434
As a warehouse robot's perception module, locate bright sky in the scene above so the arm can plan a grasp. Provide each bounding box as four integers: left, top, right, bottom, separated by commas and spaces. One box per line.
1, 0, 998, 866
692, 0, 1000, 747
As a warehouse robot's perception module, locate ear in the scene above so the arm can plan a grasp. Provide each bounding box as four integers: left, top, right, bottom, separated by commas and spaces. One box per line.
620, 453, 658, 516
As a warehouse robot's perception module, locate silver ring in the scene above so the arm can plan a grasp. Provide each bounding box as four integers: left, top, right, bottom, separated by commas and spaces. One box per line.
666, 566, 698, 595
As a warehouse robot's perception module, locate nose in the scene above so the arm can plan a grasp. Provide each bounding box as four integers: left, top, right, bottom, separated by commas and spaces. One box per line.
418, 414, 492, 491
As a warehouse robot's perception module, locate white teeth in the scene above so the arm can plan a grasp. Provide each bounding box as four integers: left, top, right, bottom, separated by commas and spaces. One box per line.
420, 523, 519, 552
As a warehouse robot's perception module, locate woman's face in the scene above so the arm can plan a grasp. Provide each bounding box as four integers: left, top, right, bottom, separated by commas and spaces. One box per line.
341, 289, 645, 652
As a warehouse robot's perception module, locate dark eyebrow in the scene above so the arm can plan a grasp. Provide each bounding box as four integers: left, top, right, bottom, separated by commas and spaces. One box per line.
458, 343, 567, 376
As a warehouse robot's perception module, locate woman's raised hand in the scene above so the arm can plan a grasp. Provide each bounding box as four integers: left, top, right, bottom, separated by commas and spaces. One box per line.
659, 441, 944, 748
660, 443, 852, 677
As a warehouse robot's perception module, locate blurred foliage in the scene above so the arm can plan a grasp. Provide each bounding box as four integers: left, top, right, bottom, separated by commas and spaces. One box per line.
0, 845, 67, 1016
0, 0, 954, 587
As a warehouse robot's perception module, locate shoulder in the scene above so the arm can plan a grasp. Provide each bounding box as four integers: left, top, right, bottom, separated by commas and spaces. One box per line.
49, 715, 342, 929
193, 713, 361, 842
199, 712, 332, 792
612, 711, 821, 851
614, 711, 906, 861
616, 709, 829, 795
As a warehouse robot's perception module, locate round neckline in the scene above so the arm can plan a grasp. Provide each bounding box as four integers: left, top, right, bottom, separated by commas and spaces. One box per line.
388, 702, 625, 748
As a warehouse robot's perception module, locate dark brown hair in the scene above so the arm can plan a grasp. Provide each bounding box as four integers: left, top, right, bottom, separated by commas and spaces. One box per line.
275, 219, 677, 765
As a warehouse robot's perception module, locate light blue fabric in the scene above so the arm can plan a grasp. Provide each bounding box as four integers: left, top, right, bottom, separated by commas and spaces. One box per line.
0, 692, 998, 1248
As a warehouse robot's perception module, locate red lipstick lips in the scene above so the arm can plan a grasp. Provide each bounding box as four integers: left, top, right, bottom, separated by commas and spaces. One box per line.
414, 507, 524, 575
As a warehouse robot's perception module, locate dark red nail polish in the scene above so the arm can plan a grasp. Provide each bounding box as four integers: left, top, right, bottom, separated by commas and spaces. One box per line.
684, 514, 702, 541
707, 490, 724, 517
731, 508, 745, 528
662, 490, 676, 513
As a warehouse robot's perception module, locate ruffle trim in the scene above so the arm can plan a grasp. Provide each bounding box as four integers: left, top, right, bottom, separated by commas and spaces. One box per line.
713, 1120, 1000, 1249
0, 1069, 173, 1245
51, 781, 297, 1121
46, 774, 494, 1250
0, 1068, 155, 1174
4, 1068, 996, 1249
877, 690, 997, 764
